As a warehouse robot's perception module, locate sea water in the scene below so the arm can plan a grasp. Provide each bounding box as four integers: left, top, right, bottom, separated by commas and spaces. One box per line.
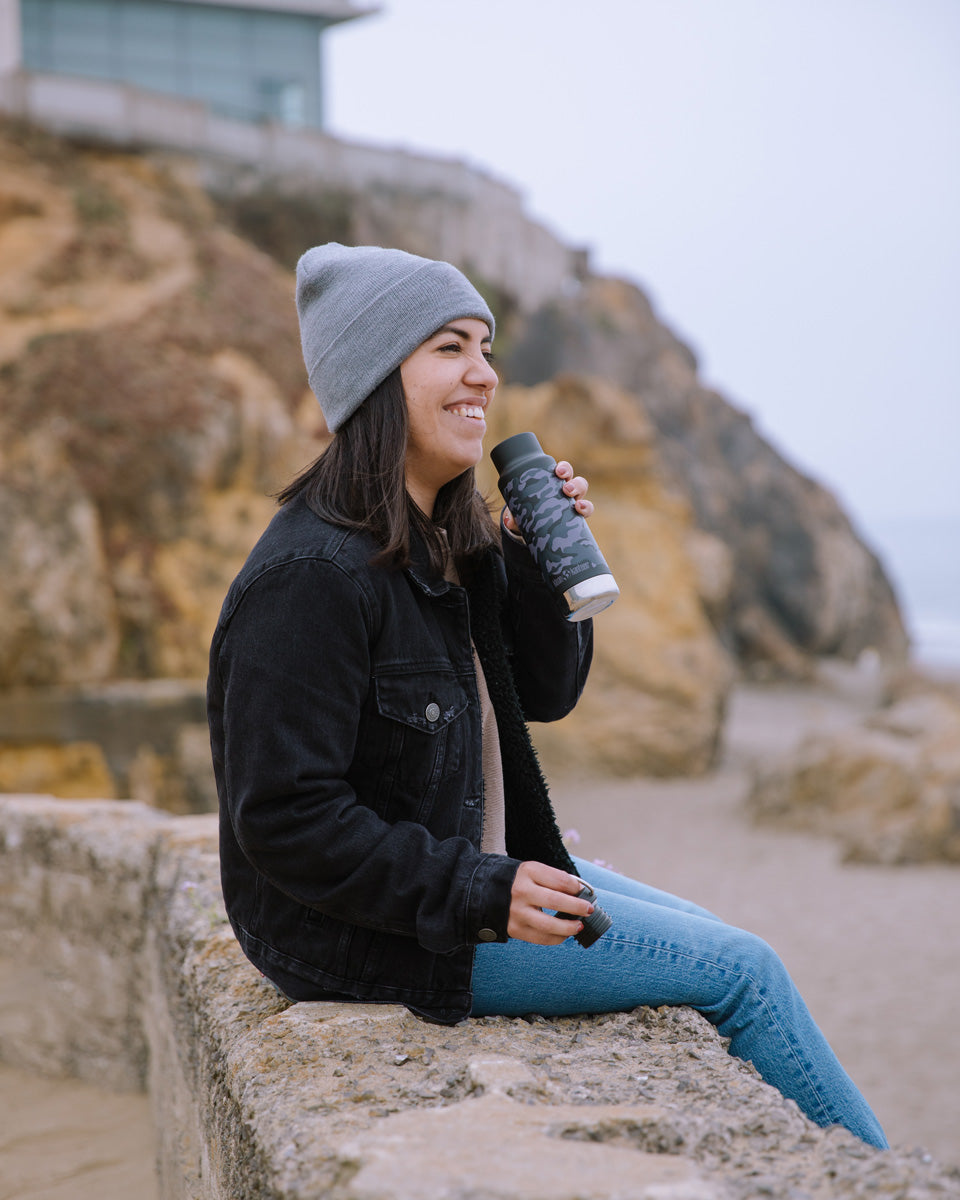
864, 514, 960, 670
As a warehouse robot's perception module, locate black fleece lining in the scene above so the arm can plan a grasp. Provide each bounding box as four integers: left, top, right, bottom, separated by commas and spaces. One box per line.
464, 554, 578, 877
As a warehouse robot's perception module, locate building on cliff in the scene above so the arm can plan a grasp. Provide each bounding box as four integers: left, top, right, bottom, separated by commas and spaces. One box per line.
0, 0, 372, 127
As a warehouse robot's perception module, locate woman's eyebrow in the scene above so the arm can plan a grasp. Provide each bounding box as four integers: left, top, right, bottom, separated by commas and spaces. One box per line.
434, 324, 491, 344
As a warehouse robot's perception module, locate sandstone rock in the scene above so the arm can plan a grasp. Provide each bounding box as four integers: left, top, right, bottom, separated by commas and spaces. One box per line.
480, 378, 735, 776
0, 741, 115, 799
0, 433, 119, 687
682, 527, 734, 627
0, 120, 320, 685
747, 691, 960, 864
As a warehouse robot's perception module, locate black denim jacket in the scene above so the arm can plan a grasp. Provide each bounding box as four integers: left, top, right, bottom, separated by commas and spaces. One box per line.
207, 498, 592, 1024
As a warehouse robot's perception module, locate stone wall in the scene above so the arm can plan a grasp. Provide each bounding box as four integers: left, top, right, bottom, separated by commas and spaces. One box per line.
1, 794, 957, 1199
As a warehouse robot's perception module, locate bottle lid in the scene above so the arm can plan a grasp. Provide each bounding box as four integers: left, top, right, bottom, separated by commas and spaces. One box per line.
489, 431, 544, 476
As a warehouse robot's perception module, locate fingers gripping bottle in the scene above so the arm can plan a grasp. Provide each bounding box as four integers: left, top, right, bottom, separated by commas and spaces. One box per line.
490, 432, 620, 621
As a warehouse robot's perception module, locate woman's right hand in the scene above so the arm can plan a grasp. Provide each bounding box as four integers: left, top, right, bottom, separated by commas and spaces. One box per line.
507, 861, 594, 944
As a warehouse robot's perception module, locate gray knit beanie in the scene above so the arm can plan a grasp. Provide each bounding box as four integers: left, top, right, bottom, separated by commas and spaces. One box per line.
295, 243, 495, 432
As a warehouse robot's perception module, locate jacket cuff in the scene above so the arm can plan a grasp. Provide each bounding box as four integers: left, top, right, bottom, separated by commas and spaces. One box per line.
465, 853, 521, 944
499, 508, 527, 546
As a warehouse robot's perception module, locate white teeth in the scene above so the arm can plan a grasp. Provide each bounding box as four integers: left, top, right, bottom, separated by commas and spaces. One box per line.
448, 405, 485, 419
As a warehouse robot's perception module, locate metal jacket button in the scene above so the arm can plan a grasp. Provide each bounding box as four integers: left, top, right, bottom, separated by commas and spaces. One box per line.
477, 928, 498, 942
424, 702, 441, 722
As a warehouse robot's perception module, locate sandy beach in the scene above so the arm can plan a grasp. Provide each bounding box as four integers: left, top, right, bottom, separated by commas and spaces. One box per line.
1, 674, 958, 1195
0, 1064, 157, 1200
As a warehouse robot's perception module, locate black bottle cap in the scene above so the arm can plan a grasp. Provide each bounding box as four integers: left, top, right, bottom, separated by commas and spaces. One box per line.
489, 431, 546, 476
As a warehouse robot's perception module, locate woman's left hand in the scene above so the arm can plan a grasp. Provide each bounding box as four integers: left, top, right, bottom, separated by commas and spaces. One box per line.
555, 460, 593, 517
503, 460, 593, 536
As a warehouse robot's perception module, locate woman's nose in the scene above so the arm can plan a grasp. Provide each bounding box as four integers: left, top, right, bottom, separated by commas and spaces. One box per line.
466, 353, 499, 390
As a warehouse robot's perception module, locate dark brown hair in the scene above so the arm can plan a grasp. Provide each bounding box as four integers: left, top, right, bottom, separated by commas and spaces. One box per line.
277, 367, 498, 574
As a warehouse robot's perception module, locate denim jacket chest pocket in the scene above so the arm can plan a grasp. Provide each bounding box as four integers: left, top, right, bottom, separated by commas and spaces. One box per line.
369, 668, 473, 823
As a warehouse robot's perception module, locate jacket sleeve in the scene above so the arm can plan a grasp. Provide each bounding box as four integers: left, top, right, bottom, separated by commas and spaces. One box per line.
499, 527, 594, 722
213, 556, 520, 954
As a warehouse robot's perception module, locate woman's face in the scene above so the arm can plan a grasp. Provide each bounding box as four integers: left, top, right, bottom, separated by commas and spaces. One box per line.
400, 317, 498, 515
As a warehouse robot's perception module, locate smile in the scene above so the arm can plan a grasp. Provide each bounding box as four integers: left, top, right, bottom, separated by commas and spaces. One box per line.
446, 405, 486, 420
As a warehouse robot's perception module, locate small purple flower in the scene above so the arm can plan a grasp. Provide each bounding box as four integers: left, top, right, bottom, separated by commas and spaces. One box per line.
562, 828, 582, 845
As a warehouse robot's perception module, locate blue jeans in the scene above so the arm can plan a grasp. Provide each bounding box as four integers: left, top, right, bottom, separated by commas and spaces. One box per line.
471, 857, 888, 1149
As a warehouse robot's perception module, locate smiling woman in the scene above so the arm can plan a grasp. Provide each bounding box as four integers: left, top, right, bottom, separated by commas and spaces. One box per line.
207, 242, 888, 1151
401, 319, 498, 516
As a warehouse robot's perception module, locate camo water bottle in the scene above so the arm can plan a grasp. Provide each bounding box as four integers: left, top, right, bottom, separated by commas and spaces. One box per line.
490, 432, 619, 621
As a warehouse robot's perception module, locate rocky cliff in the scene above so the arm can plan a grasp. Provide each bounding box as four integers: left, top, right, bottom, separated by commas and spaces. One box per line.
502, 277, 908, 677
0, 120, 319, 685
478, 378, 734, 777
0, 116, 908, 796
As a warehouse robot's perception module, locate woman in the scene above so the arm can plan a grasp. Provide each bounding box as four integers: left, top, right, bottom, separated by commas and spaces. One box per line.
207, 243, 887, 1149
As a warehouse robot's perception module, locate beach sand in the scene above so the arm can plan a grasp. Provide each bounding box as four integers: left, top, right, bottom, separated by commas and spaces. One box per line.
0, 1064, 157, 1200
1, 674, 958, 1195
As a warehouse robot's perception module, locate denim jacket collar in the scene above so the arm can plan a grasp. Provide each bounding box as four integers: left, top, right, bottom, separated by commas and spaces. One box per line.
404, 527, 454, 599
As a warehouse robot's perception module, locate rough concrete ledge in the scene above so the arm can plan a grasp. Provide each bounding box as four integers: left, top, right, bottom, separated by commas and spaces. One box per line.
0, 795, 957, 1199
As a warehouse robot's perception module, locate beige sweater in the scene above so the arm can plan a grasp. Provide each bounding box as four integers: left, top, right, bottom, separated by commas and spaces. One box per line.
441, 536, 507, 855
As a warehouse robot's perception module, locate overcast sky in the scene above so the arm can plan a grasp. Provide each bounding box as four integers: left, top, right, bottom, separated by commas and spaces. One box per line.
326, 0, 960, 539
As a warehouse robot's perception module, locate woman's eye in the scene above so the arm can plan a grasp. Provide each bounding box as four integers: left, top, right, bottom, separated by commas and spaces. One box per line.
483, 350, 496, 364
438, 342, 461, 353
